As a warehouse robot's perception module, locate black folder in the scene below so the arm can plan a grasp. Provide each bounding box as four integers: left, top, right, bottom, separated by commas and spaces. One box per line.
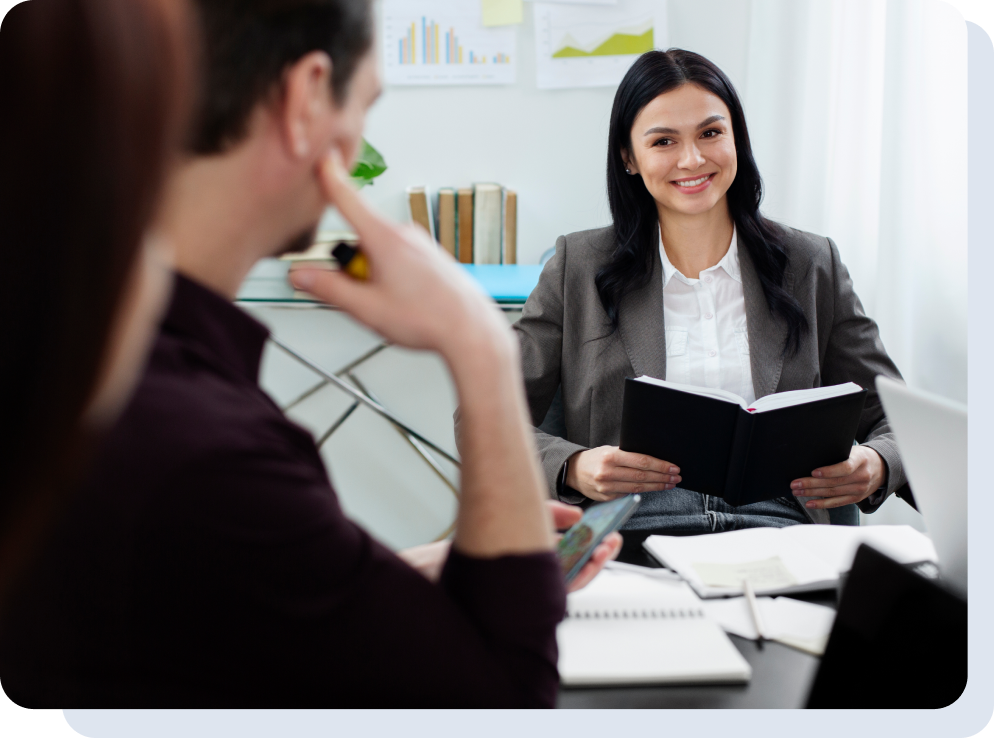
619, 378, 868, 506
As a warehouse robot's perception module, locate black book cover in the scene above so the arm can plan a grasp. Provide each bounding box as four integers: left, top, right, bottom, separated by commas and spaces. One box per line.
619, 379, 868, 506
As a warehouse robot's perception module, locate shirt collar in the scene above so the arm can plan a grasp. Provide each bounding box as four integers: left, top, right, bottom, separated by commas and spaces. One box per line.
659, 226, 741, 288
161, 272, 271, 383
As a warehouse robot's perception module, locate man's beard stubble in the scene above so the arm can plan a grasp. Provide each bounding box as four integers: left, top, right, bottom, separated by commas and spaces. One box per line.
276, 224, 319, 257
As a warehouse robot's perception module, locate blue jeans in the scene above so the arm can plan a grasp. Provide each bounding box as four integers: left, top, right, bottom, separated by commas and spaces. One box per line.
622, 486, 809, 532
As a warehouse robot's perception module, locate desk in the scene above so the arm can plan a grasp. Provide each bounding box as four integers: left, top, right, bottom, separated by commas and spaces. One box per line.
557, 530, 833, 709
238, 258, 541, 307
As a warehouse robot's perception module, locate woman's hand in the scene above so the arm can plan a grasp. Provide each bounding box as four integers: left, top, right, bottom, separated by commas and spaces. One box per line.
397, 501, 621, 593
790, 445, 886, 509
566, 446, 681, 502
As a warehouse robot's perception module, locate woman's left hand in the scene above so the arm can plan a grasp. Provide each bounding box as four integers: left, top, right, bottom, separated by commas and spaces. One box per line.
790, 445, 887, 509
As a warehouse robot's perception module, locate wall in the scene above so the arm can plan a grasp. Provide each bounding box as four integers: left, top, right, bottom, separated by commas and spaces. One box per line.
338, 0, 753, 266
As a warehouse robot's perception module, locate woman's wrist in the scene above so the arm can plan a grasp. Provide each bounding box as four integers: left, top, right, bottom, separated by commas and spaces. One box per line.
564, 450, 586, 494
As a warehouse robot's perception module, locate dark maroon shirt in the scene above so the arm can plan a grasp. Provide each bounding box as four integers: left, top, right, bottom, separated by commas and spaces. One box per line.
0, 274, 566, 707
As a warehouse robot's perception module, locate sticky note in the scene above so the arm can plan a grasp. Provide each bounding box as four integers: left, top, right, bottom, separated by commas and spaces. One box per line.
482, 0, 523, 27
691, 556, 799, 590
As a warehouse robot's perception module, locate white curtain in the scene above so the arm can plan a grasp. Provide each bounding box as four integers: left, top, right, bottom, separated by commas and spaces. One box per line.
741, 0, 967, 403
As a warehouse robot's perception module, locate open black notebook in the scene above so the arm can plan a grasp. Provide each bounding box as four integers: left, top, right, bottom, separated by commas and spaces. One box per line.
619, 377, 868, 507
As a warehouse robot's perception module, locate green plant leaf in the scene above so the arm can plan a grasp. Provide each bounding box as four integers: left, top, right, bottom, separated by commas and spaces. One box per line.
351, 138, 387, 188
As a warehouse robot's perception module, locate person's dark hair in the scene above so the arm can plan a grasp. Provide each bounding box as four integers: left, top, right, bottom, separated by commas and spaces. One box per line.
189, 0, 375, 154
600, 49, 808, 354
0, 0, 191, 588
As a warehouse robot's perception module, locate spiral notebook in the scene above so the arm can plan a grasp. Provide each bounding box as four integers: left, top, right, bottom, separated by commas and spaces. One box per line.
557, 569, 752, 686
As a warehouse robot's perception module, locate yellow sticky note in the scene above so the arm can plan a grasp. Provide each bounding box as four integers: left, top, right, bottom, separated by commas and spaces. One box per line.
482, 0, 523, 27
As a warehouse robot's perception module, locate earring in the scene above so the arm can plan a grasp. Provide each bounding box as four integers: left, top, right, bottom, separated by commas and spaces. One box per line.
625, 168, 631, 174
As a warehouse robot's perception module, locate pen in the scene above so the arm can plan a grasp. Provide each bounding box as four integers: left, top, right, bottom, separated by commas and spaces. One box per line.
331, 241, 370, 281
743, 579, 767, 650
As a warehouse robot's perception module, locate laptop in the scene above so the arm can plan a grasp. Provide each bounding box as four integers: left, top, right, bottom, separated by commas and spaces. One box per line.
875, 376, 967, 596
806, 377, 968, 708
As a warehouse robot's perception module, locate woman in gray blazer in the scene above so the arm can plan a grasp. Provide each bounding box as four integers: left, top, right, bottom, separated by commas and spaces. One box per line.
515, 49, 911, 532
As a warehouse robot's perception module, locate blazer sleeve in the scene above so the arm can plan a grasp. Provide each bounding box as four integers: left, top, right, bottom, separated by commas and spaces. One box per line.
820, 237, 910, 513
513, 236, 588, 501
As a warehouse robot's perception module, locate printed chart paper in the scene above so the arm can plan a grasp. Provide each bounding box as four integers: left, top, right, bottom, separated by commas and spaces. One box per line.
534, 0, 667, 90
384, 0, 516, 85
482, 0, 523, 27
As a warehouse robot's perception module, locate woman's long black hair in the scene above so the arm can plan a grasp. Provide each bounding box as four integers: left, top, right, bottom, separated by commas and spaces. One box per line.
599, 49, 807, 354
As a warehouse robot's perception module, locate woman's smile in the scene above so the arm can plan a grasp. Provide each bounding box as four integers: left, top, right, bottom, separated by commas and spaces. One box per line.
671, 172, 716, 193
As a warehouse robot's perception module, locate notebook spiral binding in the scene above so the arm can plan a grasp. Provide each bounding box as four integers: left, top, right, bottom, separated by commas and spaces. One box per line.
565, 608, 706, 620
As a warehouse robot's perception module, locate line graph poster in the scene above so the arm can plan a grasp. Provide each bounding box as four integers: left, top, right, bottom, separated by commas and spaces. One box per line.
534, 0, 667, 90
383, 0, 516, 85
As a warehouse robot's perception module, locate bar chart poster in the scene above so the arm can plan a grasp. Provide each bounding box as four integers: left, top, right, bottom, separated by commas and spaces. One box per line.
383, 0, 516, 85
534, 0, 667, 90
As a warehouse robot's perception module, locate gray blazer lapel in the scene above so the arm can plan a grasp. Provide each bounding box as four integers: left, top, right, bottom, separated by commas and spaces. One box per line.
618, 243, 667, 379
739, 240, 790, 399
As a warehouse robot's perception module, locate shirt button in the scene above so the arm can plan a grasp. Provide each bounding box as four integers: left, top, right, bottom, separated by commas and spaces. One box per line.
704, 276, 713, 284
708, 350, 717, 357
704, 312, 713, 320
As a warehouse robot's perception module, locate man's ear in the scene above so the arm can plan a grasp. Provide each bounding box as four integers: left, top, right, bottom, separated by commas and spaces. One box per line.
279, 51, 335, 161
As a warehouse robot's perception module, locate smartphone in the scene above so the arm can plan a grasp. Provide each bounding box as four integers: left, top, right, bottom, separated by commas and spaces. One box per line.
557, 495, 641, 585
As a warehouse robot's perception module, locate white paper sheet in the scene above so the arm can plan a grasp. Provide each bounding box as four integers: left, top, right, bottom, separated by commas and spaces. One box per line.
704, 596, 836, 656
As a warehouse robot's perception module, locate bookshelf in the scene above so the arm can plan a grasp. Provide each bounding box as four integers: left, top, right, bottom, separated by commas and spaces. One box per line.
238, 257, 540, 307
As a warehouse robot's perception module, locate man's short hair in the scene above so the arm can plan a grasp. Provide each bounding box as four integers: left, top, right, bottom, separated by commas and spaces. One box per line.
189, 0, 374, 154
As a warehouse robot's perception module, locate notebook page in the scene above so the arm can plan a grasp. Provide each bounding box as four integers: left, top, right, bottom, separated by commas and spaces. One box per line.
643, 527, 839, 598
564, 568, 703, 617
778, 524, 938, 574
634, 375, 748, 409
704, 596, 836, 656
747, 382, 862, 413
558, 570, 751, 685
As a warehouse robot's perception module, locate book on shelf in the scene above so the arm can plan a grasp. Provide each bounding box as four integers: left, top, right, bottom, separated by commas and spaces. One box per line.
619, 377, 868, 506
472, 183, 503, 265
406, 182, 519, 265
406, 186, 434, 240
502, 189, 517, 265
436, 188, 457, 258
457, 186, 474, 264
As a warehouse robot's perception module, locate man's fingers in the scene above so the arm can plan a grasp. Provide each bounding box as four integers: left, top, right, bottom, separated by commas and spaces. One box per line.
609, 449, 679, 475
548, 500, 582, 531
290, 267, 375, 314
601, 532, 623, 561
565, 534, 623, 593
316, 152, 394, 248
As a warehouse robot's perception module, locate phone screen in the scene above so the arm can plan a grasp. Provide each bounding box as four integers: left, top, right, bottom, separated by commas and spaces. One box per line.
557, 495, 640, 584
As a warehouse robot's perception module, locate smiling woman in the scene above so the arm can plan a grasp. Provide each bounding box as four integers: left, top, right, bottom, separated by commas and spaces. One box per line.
514, 49, 916, 536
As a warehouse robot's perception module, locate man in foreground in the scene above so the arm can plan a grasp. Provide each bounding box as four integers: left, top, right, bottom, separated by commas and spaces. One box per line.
0, 0, 616, 707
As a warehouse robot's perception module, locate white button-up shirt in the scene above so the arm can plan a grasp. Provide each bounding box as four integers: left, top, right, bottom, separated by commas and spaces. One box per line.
660, 227, 755, 404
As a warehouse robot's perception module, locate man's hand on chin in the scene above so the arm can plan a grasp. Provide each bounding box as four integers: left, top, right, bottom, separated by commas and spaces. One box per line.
397, 500, 622, 593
